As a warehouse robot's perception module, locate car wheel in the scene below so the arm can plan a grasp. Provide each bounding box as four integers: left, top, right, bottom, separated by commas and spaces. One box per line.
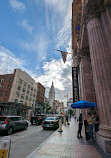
7, 127, 13, 135
43, 127, 46, 130
24, 124, 28, 130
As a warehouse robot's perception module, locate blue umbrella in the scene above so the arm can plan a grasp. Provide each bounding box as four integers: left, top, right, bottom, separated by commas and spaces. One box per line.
71, 100, 96, 109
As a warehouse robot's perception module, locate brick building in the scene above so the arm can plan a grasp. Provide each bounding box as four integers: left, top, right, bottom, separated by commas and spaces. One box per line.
35, 83, 45, 114
0, 69, 37, 116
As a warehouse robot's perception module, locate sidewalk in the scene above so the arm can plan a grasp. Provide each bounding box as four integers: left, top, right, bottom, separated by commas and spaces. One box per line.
26, 119, 110, 158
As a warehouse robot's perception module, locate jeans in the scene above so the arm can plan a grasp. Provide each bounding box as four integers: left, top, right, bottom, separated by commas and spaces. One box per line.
89, 124, 94, 140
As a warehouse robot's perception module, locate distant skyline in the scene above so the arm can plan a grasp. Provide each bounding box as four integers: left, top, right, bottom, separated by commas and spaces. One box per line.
0, 0, 72, 102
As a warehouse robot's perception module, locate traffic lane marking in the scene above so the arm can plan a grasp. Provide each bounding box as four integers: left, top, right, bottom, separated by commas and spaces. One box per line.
12, 128, 42, 142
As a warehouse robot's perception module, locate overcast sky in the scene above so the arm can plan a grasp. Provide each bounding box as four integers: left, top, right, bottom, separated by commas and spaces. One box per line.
0, 0, 72, 104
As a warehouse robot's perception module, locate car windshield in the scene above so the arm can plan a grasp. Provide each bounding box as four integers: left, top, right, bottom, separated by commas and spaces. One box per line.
0, 117, 6, 121
45, 117, 56, 120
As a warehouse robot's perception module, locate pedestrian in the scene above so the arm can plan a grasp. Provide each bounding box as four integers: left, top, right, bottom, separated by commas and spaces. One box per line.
66, 114, 70, 125
87, 113, 94, 141
92, 112, 100, 132
74, 115, 76, 122
77, 114, 83, 138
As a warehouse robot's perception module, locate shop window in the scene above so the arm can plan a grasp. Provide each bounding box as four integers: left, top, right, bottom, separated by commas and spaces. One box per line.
17, 85, 21, 90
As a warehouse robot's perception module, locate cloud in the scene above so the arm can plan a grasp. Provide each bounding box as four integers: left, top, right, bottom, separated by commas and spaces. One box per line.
10, 0, 25, 11
21, 34, 51, 61
20, 20, 34, 34
45, 0, 72, 49
0, 44, 72, 102
35, 40, 72, 101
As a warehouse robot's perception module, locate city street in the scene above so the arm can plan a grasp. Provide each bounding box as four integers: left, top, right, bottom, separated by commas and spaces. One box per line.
0, 123, 56, 158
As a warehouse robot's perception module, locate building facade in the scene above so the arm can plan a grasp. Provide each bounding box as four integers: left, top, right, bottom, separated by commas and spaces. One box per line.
0, 69, 37, 108
72, 0, 111, 153
35, 82, 45, 114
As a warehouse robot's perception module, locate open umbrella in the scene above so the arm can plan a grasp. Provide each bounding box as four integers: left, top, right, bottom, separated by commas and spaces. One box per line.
71, 100, 96, 109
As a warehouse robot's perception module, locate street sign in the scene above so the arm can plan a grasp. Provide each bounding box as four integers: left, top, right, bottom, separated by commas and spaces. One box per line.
0, 136, 11, 158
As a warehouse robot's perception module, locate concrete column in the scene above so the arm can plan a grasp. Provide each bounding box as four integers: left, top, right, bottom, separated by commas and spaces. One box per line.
85, 0, 111, 153
79, 55, 96, 118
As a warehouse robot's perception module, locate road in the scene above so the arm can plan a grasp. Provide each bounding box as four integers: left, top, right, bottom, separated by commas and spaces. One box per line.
0, 123, 56, 158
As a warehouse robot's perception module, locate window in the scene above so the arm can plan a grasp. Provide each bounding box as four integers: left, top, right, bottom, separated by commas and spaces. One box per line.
19, 79, 22, 84
16, 92, 20, 97
21, 94, 24, 99
33, 94, 35, 97
29, 98, 31, 101
15, 99, 18, 102
34, 89, 36, 93
24, 82, 27, 87
1, 78, 5, 83
25, 96, 28, 100
6, 91, 9, 95
17, 85, 21, 90
27, 90, 29, 94
20, 100, 23, 103
31, 87, 33, 91
30, 92, 32, 96
0, 85, 2, 89
28, 85, 30, 89
9, 78, 12, 82
33, 99, 35, 102
8, 85, 10, 89
22, 88, 25, 92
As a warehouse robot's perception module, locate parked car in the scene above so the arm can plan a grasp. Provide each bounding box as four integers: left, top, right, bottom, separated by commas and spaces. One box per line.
30, 114, 46, 125
55, 115, 64, 124
0, 115, 28, 135
42, 117, 59, 130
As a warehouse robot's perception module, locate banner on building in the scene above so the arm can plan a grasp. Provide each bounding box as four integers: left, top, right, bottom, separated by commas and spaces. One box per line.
72, 67, 79, 103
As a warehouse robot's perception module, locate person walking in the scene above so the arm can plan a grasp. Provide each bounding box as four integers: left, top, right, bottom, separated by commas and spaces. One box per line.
77, 114, 83, 138
87, 113, 94, 141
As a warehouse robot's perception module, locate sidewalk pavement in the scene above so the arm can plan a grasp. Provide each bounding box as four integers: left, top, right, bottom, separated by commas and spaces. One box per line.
26, 119, 110, 158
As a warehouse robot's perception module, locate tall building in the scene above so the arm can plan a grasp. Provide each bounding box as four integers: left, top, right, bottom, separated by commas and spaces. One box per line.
36, 82, 45, 113
0, 69, 37, 108
72, 0, 111, 153
48, 82, 55, 102
48, 82, 55, 111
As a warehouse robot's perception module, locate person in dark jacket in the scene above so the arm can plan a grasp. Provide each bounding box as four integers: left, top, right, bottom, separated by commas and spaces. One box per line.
77, 114, 83, 138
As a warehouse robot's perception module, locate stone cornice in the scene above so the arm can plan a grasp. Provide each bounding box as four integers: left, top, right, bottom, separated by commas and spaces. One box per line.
84, 0, 105, 24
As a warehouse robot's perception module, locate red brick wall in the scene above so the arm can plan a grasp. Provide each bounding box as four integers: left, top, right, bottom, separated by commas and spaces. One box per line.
0, 74, 15, 102
36, 83, 45, 104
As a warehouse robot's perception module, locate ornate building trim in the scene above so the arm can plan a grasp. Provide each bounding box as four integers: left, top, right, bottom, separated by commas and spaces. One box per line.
84, 0, 105, 24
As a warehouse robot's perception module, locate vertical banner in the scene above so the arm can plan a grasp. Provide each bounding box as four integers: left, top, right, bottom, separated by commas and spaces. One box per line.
72, 67, 79, 103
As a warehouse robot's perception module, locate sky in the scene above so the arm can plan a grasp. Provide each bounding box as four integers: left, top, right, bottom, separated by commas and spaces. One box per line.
0, 0, 72, 104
